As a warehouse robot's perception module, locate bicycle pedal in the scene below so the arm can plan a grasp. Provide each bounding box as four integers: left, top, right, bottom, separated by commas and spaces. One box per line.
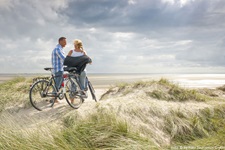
49, 99, 54, 103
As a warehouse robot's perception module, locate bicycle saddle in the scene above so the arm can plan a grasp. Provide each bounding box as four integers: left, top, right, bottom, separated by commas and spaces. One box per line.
64, 67, 77, 72
44, 67, 54, 71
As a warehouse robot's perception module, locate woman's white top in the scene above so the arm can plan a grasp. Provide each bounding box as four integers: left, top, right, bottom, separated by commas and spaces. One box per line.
71, 50, 84, 57
70, 50, 87, 71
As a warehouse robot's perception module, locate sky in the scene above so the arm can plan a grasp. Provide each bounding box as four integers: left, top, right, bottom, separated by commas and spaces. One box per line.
0, 0, 225, 74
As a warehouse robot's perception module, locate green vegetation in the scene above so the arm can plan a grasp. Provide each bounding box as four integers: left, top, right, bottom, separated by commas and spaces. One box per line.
0, 109, 156, 150
148, 86, 209, 102
217, 85, 225, 92
1, 77, 225, 149
0, 77, 32, 112
168, 105, 225, 148
187, 129, 225, 147
59, 110, 156, 149
0, 125, 59, 150
0, 76, 51, 112
149, 78, 212, 102
101, 78, 212, 102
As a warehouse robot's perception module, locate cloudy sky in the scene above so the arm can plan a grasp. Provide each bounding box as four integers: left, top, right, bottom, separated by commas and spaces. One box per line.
0, 0, 225, 73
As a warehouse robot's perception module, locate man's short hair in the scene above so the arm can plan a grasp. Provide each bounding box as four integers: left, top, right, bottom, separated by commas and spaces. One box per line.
58, 37, 66, 43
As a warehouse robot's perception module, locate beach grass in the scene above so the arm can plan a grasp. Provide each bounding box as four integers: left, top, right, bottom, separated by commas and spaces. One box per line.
0, 77, 225, 149
0, 108, 157, 150
0, 76, 51, 112
101, 78, 213, 102
0, 77, 32, 112
165, 106, 225, 144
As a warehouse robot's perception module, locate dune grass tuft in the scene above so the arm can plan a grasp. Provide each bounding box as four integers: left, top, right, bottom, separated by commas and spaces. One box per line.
217, 85, 225, 92
0, 108, 157, 150
101, 78, 212, 102
0, 76, 47, 112
166, 105, 225, 146
150, 78, 211, 102
0, 77, 31, 112
59, 109, 156, 149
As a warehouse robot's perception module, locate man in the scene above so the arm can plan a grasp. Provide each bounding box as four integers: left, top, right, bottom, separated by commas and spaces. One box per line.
51, 37, 66, 102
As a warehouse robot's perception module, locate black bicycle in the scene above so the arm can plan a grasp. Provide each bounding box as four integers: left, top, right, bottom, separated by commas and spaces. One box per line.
29, 67, 97, 111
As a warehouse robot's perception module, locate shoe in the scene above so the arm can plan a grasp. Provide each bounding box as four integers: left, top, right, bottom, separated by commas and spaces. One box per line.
69, 91, 78, 99
80, 90, 88, 98
50, 98, 59, 103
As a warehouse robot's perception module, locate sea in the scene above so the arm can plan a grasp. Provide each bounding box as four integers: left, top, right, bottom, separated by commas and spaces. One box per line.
0, 73, 225, 89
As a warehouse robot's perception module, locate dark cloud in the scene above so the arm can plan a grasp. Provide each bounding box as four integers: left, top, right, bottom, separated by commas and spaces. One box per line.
66, 0, 225, 32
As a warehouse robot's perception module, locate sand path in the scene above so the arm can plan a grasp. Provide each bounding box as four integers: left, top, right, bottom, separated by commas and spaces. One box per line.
0, 89, 106, 130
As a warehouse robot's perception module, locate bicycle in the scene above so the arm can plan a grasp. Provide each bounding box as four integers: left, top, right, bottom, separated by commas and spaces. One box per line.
29, 67, 97, 111
63, 66, 97, 103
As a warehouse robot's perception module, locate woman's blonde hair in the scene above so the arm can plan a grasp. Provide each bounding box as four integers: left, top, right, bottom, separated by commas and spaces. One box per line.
74, 39, 83, 50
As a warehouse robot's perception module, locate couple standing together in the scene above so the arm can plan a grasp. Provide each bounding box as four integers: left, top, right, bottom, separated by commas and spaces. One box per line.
51, 37, 89, 100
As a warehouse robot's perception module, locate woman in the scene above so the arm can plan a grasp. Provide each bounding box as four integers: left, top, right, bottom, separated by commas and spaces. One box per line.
67, 39, 88, 97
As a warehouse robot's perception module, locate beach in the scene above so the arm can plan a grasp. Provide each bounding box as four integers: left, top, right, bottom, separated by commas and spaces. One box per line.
1, 73, 225, 89
79, 73, 225, 89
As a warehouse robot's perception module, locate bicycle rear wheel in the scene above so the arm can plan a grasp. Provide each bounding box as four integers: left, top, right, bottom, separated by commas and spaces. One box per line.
64, 78, 84, 109
29, 80, 56, 111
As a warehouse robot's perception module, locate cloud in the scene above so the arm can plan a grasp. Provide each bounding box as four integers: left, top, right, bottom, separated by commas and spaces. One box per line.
0, 0, 225, 73
0, 0, 69, 39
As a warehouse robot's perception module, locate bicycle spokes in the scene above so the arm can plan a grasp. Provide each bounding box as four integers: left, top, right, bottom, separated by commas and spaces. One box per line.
29, 80, 57, 111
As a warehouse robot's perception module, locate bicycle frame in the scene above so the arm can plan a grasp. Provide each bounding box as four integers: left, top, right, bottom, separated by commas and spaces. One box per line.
41, 77, 57, 97
40, 69, 65, 98
41, 67, 96, 101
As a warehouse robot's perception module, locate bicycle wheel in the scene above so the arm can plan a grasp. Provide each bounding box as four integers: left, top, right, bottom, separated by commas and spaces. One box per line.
88, 80, 97, 102
29, 80, 56, 111
64, 78, 84, 109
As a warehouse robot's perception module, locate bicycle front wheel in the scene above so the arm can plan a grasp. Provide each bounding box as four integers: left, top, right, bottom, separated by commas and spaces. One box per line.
64, 79, 84, 109
29, 80, 56, 111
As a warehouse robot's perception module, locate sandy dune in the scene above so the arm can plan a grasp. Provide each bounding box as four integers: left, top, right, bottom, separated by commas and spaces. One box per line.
1, 74, 225, 148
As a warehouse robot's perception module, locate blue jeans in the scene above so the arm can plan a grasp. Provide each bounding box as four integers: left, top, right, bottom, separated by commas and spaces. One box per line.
70, 71, 87, 92
79, 71, 87, 90
55, 71, 63, 90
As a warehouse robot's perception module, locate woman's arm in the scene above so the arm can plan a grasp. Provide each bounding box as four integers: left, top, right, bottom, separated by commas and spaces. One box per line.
67, 50, 73, 56
83, 50, 87, 55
